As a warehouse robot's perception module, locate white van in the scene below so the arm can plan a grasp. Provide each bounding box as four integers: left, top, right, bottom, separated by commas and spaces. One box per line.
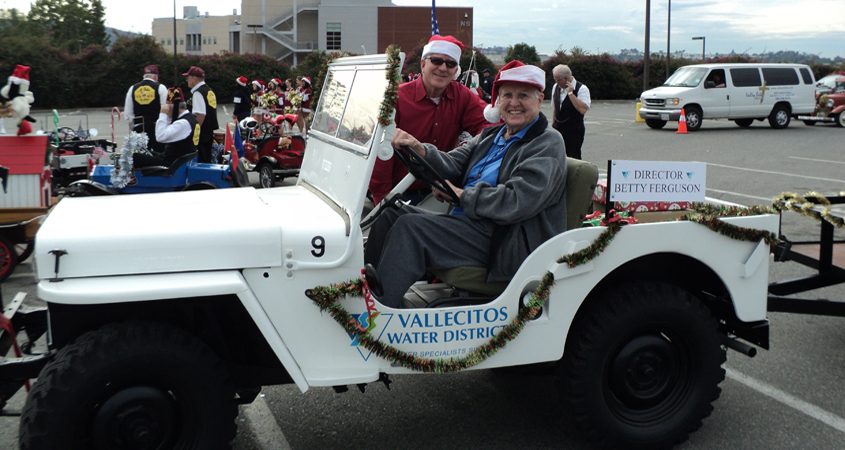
639, 63, 816, 131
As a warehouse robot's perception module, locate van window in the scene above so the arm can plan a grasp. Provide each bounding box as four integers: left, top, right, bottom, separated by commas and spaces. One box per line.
705, 69, 726, 88
799, 68, 813, 84
730, 68, 762, 87
762, 68, 799, 86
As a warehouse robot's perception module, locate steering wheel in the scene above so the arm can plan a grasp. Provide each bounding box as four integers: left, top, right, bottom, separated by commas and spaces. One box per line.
57, 126, 77, 140
392, 145, 460, 205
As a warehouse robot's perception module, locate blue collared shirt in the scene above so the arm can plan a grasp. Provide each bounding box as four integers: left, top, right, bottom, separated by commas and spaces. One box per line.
451, 115, 540, 216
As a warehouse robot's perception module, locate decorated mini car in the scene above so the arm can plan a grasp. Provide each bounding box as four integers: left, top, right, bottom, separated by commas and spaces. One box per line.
238, 114, 306, 188
799, 75, 845, 127
3, 51, 833, 450
66, 132, 249, 195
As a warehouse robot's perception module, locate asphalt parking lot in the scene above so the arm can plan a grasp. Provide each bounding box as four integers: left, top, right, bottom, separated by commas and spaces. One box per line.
1, 101, 844, 449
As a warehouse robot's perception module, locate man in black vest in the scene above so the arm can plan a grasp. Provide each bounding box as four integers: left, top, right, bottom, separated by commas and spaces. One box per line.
232, 75, 252, 122
134, 88, 199, 168
183, 65, 218, 163
551, 64, 591, 160
123, 64, 168, 153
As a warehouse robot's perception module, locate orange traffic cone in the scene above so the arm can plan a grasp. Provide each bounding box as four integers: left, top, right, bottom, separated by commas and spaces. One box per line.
677, 108, 688, 134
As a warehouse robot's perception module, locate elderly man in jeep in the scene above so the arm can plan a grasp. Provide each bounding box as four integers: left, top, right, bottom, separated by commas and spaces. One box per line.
364, 60, 567, 308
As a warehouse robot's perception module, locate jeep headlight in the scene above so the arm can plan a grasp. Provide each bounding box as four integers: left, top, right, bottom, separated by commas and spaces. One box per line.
827, 99, 835, 108
667, 97, 680, 106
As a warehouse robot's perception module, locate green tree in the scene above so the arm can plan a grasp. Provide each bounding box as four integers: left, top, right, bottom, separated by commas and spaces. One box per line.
27, 0, 108, 53
505, 43, 540, 66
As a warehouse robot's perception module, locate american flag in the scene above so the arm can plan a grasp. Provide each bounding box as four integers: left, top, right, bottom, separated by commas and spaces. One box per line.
431, 0, 440, 35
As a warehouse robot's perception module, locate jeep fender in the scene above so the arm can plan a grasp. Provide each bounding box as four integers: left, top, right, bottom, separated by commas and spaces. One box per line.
38, 270, 309, 391
259, 155, 278, 167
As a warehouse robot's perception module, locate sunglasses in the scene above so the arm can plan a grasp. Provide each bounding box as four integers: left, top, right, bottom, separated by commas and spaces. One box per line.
427, 57, 458, 69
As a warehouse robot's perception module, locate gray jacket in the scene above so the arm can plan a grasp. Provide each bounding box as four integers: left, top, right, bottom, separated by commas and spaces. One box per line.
422, 113, 567, 281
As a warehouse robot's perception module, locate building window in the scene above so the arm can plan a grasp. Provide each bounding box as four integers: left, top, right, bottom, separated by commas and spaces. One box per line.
213, 36, 217, 45
326, 22, 341, 50
179, 38, 184, 46
186, 33, 202, 51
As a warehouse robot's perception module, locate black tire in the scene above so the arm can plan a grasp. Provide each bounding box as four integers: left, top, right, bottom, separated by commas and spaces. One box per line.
20, 321, 237, 450
645, 119, 667, 130
802, 120, 817, 126
0, 235, 18, 282
560, 282, 725, 449
734, 118, 753, 128
768, 104, 791, 129
15, 240, 34, 263
257, 163, 275, 188
683, 106, 703, 131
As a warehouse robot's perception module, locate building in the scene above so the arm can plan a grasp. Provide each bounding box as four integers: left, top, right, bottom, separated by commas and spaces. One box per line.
151, 1, 473, 66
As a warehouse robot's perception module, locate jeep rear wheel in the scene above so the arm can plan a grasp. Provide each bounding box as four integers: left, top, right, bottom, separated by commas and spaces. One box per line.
559, 282, 725, 449
19, 321, 237, 450
768, 104, 791, 129
645, 119, 667, 130
257, 163, 275, 188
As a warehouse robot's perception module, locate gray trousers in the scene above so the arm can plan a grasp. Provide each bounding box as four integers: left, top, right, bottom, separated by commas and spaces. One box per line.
367, 207, 495, 308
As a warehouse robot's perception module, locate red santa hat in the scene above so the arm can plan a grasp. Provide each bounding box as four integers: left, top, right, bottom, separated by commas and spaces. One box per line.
9, 64, 30, 85
236, 76, 248, 86
270, 77, 283, 87
483, 60, 546, 123
421, 35, 463, 80
302, 76, 312, 86
252, 79, 265, 90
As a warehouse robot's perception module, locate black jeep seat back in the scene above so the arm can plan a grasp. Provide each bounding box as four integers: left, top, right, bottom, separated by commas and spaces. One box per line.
433, 158, 600, 297
137, 152, 197, 177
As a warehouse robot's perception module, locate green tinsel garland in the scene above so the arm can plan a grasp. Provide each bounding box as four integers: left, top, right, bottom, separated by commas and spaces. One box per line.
377, 45, 401, 126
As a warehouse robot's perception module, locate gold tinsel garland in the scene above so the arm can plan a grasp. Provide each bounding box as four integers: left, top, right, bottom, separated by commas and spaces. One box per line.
772, 191, 845, 228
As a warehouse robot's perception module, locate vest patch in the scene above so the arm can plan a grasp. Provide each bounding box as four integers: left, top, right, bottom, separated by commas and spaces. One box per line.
134, 85, 156, 105
207, 91, 217, 108
193, 124, 201, 146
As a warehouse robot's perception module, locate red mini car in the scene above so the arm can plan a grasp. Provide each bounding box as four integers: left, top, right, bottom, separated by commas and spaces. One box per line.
240, 114, 306, 188
801, 76, 845, 127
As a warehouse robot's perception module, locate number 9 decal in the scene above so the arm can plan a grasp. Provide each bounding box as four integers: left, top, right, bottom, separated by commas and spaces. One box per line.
311, 236, 325, 257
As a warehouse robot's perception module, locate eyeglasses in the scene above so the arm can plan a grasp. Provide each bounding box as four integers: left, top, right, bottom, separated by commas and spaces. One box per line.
426, 57, 458, 69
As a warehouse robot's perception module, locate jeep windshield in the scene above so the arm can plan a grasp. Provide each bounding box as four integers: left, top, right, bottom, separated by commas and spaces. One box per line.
663, 67, 707, 87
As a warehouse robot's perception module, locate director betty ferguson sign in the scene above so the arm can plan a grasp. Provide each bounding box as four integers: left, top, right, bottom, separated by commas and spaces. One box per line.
609, 160, 707, 203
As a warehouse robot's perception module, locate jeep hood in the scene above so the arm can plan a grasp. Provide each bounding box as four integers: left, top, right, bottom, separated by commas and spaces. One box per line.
34, 186, 342, 280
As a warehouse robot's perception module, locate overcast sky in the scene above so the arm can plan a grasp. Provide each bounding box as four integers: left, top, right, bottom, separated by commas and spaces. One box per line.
2, 0, 843, 57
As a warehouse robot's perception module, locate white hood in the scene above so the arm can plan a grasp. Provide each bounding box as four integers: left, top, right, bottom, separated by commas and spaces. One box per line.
641, 85, 692, 99
35, 188, 283, 280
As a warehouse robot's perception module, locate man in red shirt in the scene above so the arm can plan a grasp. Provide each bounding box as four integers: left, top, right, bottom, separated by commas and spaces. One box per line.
369, 35, 490, 205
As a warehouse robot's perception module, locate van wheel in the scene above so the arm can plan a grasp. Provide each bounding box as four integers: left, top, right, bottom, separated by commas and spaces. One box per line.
645, 119, 667, 129
559, 282, 725, 449
802, 120, 817, 126
734, 119, 753, 128
257, 163, 275, 188
683, 107, 703, 131
768, 104, 791, 129
836, 113, 845, 128
19, 321, 237, 450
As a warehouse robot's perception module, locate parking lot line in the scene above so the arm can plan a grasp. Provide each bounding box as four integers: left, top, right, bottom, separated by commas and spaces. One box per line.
708, 163, 845, 184
706, 188, 772, 202
788, 156, 845, 166
242, 395, 291, 449
726, 368, 845, 435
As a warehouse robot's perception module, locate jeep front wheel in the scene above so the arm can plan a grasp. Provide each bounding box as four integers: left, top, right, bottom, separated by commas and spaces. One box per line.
559, 282, 725, 449
19, 321, 237, 450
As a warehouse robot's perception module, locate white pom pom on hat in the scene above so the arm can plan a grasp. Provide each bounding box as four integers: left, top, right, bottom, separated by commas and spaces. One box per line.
483, 60, 546, 123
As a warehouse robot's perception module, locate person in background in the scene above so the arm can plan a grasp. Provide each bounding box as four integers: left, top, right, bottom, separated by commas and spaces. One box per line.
123, 64, 168, 152
134, 88, 198, 168
551, 64, 591, 160
233, 75, 252, 122
297, 76, 313, 135
364, 61, 567, 308
480, 67, 493, 102
368, 34, 489, 205
182, 65, 218, 163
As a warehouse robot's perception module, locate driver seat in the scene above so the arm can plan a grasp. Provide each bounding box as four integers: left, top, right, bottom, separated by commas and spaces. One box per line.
431, 158, 599, 297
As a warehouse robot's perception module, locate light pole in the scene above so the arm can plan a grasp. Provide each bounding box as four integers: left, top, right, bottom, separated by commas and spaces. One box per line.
643, 0, 650, 91
666, 0, 671, 79
692, 36, 705, 61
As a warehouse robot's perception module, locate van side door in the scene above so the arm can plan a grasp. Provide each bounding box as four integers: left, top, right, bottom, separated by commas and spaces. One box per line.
700, 68, 730, 117
728, 67, 764, 118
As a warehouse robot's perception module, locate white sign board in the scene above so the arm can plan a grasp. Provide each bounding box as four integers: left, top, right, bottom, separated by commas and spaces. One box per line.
609, 160, 706, 202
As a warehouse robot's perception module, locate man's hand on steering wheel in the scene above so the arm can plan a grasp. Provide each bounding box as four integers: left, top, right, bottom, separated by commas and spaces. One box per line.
390, 128, 461, 205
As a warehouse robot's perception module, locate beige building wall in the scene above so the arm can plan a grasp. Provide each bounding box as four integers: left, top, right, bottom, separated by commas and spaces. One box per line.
152, 8, 238, 56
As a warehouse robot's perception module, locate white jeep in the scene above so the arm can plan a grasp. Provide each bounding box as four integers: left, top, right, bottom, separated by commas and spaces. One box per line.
13, 53, 778, 449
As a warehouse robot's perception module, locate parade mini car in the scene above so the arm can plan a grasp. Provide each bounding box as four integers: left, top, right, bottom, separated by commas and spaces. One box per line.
66, 149, 249, 195
239, 114, 306, 188
0, 53, 790, 449
799, 75, 845, 127
48, 125, 116, 189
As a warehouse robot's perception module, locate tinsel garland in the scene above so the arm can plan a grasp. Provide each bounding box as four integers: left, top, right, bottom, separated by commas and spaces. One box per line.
110, 132, 150, 188
377, 45, 401, 126
306, 204, 787, 373
771, 191, 845, 228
